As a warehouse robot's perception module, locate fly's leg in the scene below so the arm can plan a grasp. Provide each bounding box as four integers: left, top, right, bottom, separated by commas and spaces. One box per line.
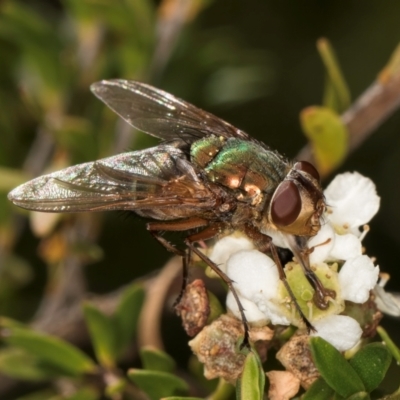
147, 217, 209, 307
185, 223, 251, 348
243, 224, 315, 332
269, 244, 315, 332
288, 236, 336, 310
174, 248, 191, 307
148, 219, 251, 347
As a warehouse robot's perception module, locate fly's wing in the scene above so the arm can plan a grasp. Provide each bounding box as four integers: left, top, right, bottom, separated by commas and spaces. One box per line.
91, 80, 256, 144
8, 146, 214, 213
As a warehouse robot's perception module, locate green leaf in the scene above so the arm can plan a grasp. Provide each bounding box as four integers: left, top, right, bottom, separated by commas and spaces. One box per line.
237, 349, 265, 400
345, 392, 370, 400
207, 290, 224, 322
300, 106, 348, 176
64, 387, 99, 400
83, 302, 117, 368
0, 325, 96, 377
302, 377, 334, 400
162, 398, 204, 400
310, 337, 365, 398
349, 343, 392, 393
128, 369, 189, 400
114, 283, 145, 356
317, 38, 351, 113
0, 348, 58, 381
140, 346, 176, 373
378, 42, 400, 83
377, 326, 400, 363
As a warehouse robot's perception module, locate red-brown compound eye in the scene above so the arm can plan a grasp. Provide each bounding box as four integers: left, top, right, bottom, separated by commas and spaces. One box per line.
271, 181, 302, 227
294, 161, 320, 182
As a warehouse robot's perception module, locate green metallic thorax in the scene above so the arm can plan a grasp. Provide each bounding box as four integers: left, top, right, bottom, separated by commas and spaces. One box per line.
190, 137, 290, 206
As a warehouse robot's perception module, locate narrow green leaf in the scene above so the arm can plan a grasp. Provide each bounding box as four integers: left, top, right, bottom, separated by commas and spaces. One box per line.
346, 392, 370, 400
140, 346, 176, 373
162, 398, 203, 400
349, 343, 392, 392
300, 106, 348, 176
207, 290, 224, 322
378, 43, 400, 83
0, 317, 27, 329
237, 350, 265, 400
83, 302, 117, 368
317, 38, 351, 113
0, 326, 96, 377
0, 348, 57, 381
209, 378, 234, 400
302, 377, 334, 400
377, 326, 400, 363
114, 283, 145, 356
310, 337, 365, 398
64, 387, 99, 400
128, 369, 189, 400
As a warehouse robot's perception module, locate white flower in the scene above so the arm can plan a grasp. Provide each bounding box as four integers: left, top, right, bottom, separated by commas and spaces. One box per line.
339, 255, 379, 303
308, 172, 379, 265
311, 315, 362, 351
324, 172, 380, 235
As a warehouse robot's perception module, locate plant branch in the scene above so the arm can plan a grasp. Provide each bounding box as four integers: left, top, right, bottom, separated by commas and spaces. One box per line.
296, 70, 400, 170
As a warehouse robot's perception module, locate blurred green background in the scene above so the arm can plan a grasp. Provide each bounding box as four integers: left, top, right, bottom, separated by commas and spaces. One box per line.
1, 0, 400, 397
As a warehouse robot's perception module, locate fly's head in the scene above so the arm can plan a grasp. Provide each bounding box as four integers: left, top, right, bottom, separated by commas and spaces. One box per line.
267, 161, 325, 237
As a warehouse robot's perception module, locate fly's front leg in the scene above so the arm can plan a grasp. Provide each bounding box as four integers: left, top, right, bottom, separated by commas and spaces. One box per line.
287, 236, 336, 310
243, 224, 315, 332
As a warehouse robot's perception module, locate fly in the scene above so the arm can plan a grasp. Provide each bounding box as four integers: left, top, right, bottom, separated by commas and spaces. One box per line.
8, 80, 335, 345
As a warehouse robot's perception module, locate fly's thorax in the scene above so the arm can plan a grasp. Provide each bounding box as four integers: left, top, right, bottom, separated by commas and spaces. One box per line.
191, 137, 289, 206
266, 161, 325, 236
190, 135, 227, 169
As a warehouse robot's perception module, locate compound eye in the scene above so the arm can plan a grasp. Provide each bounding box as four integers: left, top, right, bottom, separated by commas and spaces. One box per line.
271, 181, 302, 227
294, 161, 320, 182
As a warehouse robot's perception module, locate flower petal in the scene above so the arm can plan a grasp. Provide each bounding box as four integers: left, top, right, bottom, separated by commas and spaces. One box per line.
311, 315, 362, 351
328, 233, 362, 261
324, 172, 380, 230
226, 250, 279, 301
309, 223, 335, 265
226, 292, 268, 325
339, 255, 379, 303
209, 235, 255, 273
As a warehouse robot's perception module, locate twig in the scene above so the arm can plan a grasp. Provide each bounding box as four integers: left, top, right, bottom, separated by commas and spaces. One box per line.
296, 71, 400, 167
138, 256, 182, 350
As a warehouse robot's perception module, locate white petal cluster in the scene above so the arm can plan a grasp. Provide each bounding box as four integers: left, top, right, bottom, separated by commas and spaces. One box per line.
209, 172, 381, 352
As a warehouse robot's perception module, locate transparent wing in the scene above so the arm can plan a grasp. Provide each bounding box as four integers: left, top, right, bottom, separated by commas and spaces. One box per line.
91, 79, 254, 144
8, 146, 213, 213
